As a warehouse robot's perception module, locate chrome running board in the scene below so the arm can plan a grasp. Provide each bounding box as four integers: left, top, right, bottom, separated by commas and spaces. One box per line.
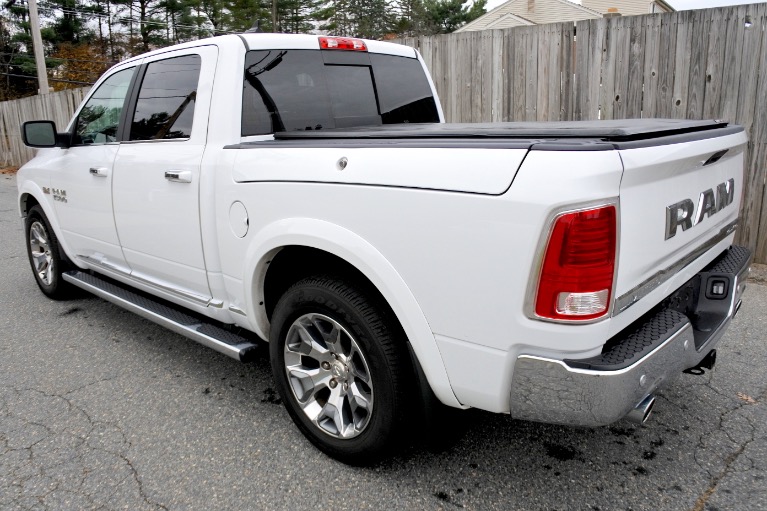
63, 270, 262, 362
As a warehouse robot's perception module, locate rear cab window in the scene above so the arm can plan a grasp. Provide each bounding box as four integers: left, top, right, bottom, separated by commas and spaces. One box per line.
242, 49, 439, 136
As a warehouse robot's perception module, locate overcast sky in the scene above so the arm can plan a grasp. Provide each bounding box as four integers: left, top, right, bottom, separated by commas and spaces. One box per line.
484, 0, 759, 11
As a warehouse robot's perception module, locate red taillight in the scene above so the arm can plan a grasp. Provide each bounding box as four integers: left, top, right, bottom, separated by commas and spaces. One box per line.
319, 36, 367, 51
535, 205, 617, 321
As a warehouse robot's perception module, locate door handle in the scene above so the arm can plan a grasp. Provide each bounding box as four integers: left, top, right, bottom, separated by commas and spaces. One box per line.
164, 170, 192, 183
89, 167, 109, 177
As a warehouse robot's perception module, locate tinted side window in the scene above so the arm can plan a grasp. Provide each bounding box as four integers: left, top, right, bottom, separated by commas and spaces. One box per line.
74, 67, 135, 145
130, 55, 201, 141
242, 50, 334, 135
370, 54, 440, 124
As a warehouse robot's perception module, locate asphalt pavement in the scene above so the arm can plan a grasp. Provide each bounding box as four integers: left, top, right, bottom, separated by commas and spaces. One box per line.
1, 172, 766, 511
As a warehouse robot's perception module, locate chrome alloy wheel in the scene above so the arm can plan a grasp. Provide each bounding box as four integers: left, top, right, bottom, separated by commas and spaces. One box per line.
29, 221, 54, 286
283, 313, 374, 439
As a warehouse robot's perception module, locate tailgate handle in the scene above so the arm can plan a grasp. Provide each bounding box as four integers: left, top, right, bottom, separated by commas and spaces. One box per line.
165, 170, 192, 183
703, 149, 728, 166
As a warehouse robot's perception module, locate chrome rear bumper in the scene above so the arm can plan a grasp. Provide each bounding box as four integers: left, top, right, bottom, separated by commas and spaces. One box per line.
509, 245, 751, 427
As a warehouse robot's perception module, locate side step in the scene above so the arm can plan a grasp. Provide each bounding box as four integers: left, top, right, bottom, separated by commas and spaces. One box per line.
62, 270, 262, 362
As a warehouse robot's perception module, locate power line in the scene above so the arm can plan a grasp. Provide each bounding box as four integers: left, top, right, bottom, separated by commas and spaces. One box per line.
0, 60, 110, 79
36, 3, 243, 35
0, 71, 93, 85
0, 52, 116, 70
0, 51, 117, 65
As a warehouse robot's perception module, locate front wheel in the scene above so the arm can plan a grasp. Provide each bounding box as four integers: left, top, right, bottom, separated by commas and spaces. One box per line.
269, 275, 412, 465
25, 205, 72, 299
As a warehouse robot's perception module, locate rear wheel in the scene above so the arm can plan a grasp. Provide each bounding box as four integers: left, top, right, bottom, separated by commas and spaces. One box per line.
269, 275, 411, 465
25, 205, 72, 299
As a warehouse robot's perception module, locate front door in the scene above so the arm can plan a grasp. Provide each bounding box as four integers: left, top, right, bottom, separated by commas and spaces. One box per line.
52, 66, 137, 272
112, 46, 218, 305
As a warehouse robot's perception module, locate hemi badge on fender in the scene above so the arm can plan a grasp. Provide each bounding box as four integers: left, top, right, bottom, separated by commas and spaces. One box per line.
665, 179, 735, 240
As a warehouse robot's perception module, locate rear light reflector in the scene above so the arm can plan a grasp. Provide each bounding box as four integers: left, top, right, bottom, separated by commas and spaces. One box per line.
557, 289, 609, 316
319, 36, 367, 51
535, 205, 617, 321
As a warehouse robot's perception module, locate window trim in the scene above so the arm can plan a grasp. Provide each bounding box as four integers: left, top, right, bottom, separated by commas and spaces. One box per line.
118, 62, 146, 143
68, 65, 140, 148
121, 49, 210, 144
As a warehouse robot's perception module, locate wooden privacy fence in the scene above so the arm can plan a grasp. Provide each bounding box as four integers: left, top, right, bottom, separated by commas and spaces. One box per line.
0, 87, 89, 168
1, 5, 766, 260
397, 3, 767, 263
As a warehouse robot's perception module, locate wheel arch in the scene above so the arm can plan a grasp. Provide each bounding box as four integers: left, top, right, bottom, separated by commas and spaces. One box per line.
243, 218, 461, 408
19, 192, 40, 218
18, 183, 75, 264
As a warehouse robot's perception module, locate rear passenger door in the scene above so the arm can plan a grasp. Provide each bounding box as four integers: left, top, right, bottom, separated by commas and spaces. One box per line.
112, 46, 218, 306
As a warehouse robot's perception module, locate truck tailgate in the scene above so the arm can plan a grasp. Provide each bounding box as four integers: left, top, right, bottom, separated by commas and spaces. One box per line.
614, 128, 748, 314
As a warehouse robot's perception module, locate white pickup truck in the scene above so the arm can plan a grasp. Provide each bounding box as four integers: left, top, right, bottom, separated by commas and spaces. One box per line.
18, 33, 751, 464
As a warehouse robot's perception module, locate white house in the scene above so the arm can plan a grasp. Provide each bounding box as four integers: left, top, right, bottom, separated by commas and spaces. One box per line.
455, 0, 675, 32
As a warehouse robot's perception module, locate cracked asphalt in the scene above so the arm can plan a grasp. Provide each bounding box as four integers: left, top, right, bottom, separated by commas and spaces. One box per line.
2, 172, 766, 511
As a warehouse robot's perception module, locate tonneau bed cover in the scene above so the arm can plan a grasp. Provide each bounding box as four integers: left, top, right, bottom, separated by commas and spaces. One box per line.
275, 119, 741, 148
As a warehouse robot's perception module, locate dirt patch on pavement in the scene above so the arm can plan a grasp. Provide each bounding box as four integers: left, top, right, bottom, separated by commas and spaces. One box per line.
748, 262, 767, 284
0, 166, 19, 175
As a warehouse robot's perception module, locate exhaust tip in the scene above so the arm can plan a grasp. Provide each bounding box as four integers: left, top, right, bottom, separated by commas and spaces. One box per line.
734, 299, 743, 317
626, 395, 655, 424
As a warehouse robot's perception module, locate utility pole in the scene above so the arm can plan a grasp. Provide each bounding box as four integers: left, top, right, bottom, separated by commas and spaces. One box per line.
272, 0, 277, 32
27, 0, 50, 94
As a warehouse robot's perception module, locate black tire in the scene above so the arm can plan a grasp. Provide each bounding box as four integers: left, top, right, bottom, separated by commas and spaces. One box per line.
269, 275, 412, 465
24, 205, 72, 300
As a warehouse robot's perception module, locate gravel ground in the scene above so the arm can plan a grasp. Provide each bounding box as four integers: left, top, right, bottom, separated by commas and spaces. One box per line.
1, 172, 765, 510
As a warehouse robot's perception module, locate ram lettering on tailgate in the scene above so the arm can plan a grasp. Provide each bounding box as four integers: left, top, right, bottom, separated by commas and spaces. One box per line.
665, 179, 735, 240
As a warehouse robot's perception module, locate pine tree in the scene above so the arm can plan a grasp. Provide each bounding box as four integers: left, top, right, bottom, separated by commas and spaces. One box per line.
112, 0, 167, 52
422, 0, 486, 34
393, 0, 427, 37
197, 0, 226, 35
169, 0, 197, 41
279, 0, 325, 34
225, 0, 270, 32
322, 0, 350, 35
322, 0, 395, 39
1, 0, 42, 97
349, 0, 395, 39
47, 0, 88, 44
1, 4, 34, 99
